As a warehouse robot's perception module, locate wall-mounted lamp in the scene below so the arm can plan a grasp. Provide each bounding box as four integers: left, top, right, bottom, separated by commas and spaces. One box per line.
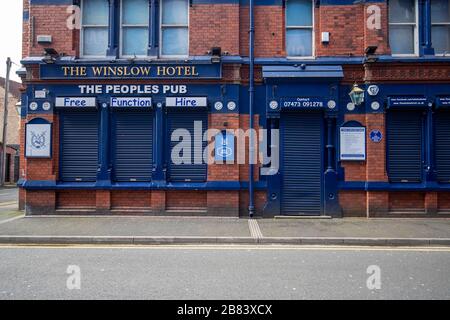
349, 83, 365, 106
15, 101, 22, 116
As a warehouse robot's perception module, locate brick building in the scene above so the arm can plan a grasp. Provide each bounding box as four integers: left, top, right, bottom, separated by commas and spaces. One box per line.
18, 0, 450, 217
0, 77, 21, 184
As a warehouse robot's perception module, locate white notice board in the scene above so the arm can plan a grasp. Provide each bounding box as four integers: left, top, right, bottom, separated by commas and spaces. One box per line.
340, 127, 366, 161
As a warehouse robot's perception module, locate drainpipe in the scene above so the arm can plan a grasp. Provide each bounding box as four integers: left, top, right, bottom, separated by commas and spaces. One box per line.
248, 0, 255, 218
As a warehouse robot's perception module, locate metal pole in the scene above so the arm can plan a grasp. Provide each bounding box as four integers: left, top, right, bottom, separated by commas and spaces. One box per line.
1, 57, 12, 186
248, 0, 255, 217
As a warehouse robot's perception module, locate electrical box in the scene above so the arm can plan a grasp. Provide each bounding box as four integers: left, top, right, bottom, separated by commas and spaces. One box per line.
37, 35, 52, 44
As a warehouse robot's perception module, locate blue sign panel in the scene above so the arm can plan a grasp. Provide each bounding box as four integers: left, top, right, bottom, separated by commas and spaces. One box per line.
55, 97, 96, 108
110, 97, 153, 108
166, 97, 208, 108
215, 132, 235, 162
370, 130, 383, 143
280, 97, 326, 109
436, 97, 450, 108
40, 63, 222, 80
387, 96, 428, 108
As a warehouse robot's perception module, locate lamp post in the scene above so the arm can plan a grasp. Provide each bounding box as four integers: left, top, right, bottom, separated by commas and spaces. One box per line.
0, 57, 12, 186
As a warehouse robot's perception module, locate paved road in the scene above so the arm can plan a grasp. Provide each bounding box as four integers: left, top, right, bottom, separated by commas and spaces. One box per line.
0, 245, 449, 300
0, 188, 17, 204
0, 188, 21, 223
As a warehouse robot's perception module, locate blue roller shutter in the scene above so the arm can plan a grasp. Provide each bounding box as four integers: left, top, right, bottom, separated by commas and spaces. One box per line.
281, 112, 323, 216
168, 111, 207, 182
113, 111, 153, 182
435, 110, 450, 183
387, 110, 423, 183
61, 111, 99, 182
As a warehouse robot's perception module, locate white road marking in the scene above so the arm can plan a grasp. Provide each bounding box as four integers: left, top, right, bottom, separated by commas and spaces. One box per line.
0, 215, 24, 225
248, 219, 263, 239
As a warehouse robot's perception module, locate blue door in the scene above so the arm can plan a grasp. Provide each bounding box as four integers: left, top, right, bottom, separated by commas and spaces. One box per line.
113, 111, 154, 182
60, 111, 99, 182
281, 112, 323, 216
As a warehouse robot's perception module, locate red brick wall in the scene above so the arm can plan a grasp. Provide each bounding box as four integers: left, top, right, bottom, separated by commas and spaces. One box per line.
111, 191, 151, 209
208, 113, 240, 181
23, 0, 30, 58
238, 114, 261, 182
56, 190, 95, 209
438, 193, 450, 212
22, 2, 394, 59
316, 5, 365, 57
240, 5, 285, 58
389, 192, 425, 212
365, 113, 388, 182
364, 2, 390, 55
26, 190, 55, 213
340, 191, 366, 217
207, 191, 239, 216
166, 191, 207, 209
239, 190, 266, 216
27, 5, 78, 57
190, 4, 240, 56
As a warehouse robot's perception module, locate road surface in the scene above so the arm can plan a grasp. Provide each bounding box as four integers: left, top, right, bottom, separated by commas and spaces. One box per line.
0, 245, 449, 300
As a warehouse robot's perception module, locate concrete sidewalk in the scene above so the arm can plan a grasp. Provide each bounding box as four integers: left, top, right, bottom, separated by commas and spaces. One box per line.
0, 215, 449, 246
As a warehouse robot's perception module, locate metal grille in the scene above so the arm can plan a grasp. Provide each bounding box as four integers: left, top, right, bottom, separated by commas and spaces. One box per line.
168, 111, 208, 182
61, 112, 99, 182
113, 111, 153, 182
281, 112, 323, 216
387, 110, 423, 183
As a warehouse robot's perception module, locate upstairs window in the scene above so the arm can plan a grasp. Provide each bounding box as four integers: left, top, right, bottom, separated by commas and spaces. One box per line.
285, 0, 314, 57
81, 0, 109, 57
431, 0, 450, 55
121, 0, 150, 57
161, 0, 189, 57
389, 0, 418, 56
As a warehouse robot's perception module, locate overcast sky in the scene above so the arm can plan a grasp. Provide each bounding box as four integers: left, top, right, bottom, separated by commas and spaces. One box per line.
0, 1, 23, 82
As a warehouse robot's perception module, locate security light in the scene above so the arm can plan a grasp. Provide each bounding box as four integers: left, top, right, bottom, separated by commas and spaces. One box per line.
210, 47, 222, 63
365, 46, 378, 63
42, 48, 59, 64
365, 46, 378, 56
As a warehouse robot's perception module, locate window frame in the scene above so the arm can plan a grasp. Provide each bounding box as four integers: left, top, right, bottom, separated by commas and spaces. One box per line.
159, 0, 190, 59
285, 0, 315, 59
119, 0, 151, 58
388, 0, 420, 57
80, 0, 110, 58
431, 0, 450, 56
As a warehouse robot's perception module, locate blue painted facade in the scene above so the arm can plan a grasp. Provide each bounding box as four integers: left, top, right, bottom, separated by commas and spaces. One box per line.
19, 0, 450, 216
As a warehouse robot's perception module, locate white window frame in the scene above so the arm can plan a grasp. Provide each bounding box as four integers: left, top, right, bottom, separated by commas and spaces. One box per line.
80, 0, 109, 58
285, 0, 315, 59
431, 0, 450, 56
120, 0, 151, 58
159, 0, 190, 59
389, 0, 419, 57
